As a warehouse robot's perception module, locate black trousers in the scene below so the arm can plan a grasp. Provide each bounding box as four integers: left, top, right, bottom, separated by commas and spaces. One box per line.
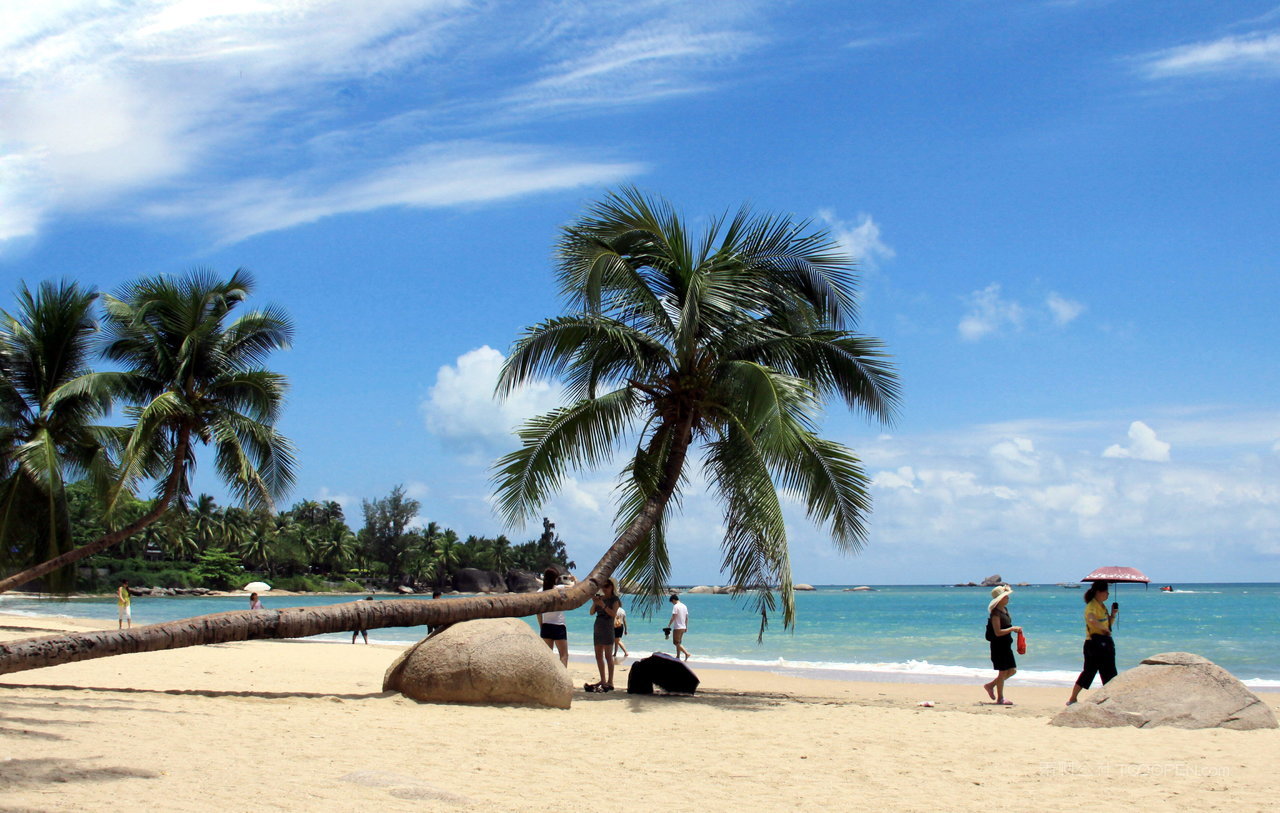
1076, 635, 1116, 688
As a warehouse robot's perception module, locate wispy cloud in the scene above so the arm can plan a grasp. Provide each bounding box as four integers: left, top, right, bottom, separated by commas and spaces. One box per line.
1139, 30, 1280, 79
0, 1, 770, 247
958, 284, 1086, 341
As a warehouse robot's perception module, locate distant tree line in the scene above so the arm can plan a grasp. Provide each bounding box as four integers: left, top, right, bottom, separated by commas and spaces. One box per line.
70, 481, 576, 593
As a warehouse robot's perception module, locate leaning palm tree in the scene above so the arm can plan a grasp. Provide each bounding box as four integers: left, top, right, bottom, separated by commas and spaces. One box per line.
0, 269, 296, 593
0, 281, 116, 592
0, 190, 897, 675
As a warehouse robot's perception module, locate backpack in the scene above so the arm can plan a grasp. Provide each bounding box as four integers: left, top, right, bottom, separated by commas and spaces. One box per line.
984, 615, 995, 642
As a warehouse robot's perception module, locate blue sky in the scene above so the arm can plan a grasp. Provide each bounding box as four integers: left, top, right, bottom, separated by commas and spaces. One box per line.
2, 1, 1277, 585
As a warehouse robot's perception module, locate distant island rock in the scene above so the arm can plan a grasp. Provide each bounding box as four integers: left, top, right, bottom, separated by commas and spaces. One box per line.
844, 586, 876, 592
794, 584, 815, 591
980, 574, 1004, 587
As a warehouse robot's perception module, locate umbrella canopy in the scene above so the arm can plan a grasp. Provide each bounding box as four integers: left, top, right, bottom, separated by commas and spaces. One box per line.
243, 581, 271, 592
1080, 566, 1149, 584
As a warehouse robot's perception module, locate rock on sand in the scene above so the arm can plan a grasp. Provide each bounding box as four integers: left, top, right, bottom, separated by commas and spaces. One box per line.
383, 618, 573, 709
1051, 651, 1278, 730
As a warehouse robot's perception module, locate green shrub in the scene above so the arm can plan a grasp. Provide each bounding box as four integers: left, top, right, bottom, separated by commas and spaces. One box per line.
336, 579, 365, 593
271, 574, 327, 592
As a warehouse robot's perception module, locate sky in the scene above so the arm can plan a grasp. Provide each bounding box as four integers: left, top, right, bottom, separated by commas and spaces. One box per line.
1, 0, 1277, 586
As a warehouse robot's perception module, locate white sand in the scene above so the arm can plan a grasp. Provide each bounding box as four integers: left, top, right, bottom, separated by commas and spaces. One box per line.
1, 613, 1276, 811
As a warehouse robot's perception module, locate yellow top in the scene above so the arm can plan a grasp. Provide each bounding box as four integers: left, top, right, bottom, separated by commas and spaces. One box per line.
117, 586, 131, 607
1085, 599, 1110, 639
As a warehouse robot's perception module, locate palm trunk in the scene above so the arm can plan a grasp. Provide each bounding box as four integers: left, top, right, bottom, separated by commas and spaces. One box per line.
0, 429, 192, 594
0, 419, 695, 676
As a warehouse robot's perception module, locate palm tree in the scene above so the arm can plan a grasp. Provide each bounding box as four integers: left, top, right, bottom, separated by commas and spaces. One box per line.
493, 187, 898, 629
0, 281, 115, 592
432, 529, 461, 589
0, 190, 897, 674
0, 269, 296, 593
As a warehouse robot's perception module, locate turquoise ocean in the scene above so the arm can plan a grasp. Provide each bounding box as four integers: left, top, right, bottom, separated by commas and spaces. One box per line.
3, 583, 1277, 689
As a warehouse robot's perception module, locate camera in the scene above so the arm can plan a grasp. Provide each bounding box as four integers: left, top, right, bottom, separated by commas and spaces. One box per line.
1111, 601, 1119, 612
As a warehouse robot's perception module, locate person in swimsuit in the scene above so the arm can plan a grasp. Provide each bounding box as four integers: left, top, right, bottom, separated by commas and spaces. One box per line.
983, 585, 1021, 705
588, 579, 621, 691
536, 567, 569, 667
1067, 581, 1118, 705
249, 592, 263, 610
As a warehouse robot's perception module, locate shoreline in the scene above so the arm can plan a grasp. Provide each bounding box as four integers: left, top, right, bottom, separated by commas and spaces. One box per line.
2, 612, 1278, 811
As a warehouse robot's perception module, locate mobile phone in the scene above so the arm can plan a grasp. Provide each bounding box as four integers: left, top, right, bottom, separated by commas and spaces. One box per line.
1111, 601, 1119, 611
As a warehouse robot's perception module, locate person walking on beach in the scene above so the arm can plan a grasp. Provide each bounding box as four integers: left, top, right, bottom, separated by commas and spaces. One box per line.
669, 593, 690, 661
588, 578, 621, 691
613, 602, 628, 661
536, 567, 569, 667
983, 585, 1021, 705
1067, 581, 1119, 705
117, 579, 131, 629
352, 596, 374, 644
249, 592, 263, 610
427, 590, 443, 635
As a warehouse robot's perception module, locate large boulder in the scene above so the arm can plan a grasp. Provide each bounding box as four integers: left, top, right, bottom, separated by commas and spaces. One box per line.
384, 618, 573, 708
687, 585, 714, 594
505, 569, 541, 593
451, 568, 507, 593
1051, 652, 1278, 730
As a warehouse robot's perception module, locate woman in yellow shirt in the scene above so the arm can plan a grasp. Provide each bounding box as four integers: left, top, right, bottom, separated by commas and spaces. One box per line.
1066, 581, 1118, 704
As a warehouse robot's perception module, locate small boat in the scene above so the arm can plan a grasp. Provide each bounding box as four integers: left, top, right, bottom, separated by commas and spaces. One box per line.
1056, 582, 1082, 589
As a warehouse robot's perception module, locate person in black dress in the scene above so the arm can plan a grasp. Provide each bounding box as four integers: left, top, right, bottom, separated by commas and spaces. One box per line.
983, 585, 1022, 705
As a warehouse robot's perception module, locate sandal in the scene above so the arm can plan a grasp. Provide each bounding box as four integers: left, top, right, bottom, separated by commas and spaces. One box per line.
584, 682, 601, 692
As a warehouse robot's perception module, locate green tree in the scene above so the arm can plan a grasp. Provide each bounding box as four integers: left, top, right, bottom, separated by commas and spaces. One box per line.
0, 190, 898, 673
359, 485, 419, 585
0, 281, 116, 591
493, 188, 898, 629
0, 269, 296, 592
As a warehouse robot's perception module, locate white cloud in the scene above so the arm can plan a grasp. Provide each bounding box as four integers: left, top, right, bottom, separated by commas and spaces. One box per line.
958, 283, 1025, 341
0, 1, 770, 247
1141, 31, 1280, 79
1103, 421, 1172, 462
423, 345, 564, 448
818, 210, 896, 271
851, 411, 1280, 580
1046, 292, 1086, 326
958, 284, 1086, 340
164, 142, 642, 244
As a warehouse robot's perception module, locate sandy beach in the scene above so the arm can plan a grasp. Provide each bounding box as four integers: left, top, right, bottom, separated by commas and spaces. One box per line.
2, 613, 1276, 812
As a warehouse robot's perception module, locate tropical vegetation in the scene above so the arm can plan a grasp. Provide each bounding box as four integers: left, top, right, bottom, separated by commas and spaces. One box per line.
0, 188, 897, 675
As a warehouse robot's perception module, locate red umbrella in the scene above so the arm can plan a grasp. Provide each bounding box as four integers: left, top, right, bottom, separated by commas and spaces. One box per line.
1080, 566, 1149, 584
1081, 566, 1149, 628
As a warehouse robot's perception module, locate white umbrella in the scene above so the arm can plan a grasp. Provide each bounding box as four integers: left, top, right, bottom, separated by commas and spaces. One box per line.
243, 581, 271, 592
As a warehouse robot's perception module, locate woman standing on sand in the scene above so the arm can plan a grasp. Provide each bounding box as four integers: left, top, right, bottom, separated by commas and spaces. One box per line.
983, 585, 1021, 705
1067, 581, 1118, 705
537, 567, 569, 667
588, 579, 621, 691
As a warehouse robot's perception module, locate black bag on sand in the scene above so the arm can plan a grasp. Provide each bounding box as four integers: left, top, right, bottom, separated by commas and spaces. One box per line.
627, 652, 699, 695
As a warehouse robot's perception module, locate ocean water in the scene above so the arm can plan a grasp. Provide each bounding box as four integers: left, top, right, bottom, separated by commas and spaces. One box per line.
3, 583, 1277, 688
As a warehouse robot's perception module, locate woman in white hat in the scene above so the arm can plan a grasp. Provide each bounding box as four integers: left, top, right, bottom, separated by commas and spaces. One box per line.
982, 585, 1022, 705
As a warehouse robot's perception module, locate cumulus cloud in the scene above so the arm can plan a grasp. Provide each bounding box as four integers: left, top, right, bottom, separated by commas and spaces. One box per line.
1140, 31, 1280, 79
1103, 421, 1172, 462
0, 1, 769, 247
422, 346, 564, 449
818, 210, 896, 271
852, 411, 1279, 580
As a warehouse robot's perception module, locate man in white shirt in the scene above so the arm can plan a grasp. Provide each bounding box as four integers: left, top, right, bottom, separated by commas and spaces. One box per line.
668, 593, 690, 661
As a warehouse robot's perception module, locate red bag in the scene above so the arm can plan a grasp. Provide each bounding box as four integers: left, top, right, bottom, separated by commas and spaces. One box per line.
1016, 630, 1027, 655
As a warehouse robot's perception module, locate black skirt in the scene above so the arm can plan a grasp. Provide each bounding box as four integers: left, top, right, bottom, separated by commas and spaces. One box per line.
990, 635, 1016, 671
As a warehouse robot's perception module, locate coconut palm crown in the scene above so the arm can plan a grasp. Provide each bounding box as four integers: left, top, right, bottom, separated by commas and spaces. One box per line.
494, 188, 899, 632
0, 281, 116, 589
100, 268, 296, 515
